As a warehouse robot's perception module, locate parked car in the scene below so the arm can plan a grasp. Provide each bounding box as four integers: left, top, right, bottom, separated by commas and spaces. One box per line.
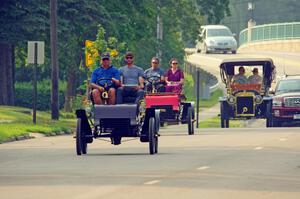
196, 25, 237, 54
271, 75, 300, 127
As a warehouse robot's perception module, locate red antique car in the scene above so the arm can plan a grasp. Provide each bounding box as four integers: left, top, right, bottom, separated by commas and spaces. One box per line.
144, 76, 195, 135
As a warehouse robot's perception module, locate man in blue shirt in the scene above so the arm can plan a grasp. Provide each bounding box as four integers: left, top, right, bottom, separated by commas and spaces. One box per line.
90, 53, 120, 104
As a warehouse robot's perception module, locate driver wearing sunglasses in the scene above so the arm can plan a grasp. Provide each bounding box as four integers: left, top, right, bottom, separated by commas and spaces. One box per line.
90, 53, 120, 105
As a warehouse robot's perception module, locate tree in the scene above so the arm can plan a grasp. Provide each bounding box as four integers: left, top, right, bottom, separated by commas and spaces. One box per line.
0, 0, 48, 105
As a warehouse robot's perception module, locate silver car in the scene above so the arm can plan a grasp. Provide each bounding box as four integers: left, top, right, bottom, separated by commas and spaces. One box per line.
196, 25, 237, 54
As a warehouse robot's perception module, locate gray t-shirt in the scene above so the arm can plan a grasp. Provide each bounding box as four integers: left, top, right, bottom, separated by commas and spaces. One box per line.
144, 67, 165, 80
119, 65, 144, 85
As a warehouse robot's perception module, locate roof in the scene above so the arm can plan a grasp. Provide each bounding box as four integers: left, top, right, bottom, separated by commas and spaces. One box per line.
201, 25, 229, 30
220, 58, 274, 66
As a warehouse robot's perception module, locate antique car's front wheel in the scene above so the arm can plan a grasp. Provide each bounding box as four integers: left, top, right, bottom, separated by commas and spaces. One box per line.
220, 102, 229, 128
76, 118, 87, 155
148, 117, 157, 155
187, 106, 194, 135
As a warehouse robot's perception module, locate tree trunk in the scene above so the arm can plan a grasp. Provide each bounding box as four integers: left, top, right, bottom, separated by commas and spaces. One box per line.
64, 68, 77, 112
0, 43, 14, 105
50, 0, 59, 120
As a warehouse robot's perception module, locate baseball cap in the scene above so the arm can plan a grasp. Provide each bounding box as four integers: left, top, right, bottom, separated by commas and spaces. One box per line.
101, 52, 110, 60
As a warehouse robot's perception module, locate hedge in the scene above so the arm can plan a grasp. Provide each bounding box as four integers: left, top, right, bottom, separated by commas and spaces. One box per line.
15, 80, 66, 111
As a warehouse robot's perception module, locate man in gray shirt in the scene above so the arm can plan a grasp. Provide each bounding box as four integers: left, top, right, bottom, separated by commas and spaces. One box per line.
116, 52, 145, 104
144, 57, 165, 92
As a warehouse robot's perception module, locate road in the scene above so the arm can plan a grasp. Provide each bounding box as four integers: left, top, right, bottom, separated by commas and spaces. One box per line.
187, 51, 300, 79
0, 126, 300, 199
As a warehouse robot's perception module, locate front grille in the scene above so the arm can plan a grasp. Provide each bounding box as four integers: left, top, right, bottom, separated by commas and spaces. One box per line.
283, 110, 300, 116
236, 96, 254, 115
151, 105, 177, 120
284, 97, 300, 107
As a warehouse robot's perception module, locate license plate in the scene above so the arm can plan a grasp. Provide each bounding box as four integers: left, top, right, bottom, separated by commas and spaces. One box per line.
293, 114, 300, 119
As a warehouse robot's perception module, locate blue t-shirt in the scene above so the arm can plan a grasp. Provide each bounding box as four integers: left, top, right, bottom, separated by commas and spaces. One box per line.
90, 65, 120, 87
119, 65, 144, 85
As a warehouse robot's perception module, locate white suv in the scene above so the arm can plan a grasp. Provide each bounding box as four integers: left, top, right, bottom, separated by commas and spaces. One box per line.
196, 25, 237, 54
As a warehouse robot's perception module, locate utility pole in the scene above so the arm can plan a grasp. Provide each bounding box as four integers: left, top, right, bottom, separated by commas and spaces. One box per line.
50, 0, 59, 120
156, 0, 163, 62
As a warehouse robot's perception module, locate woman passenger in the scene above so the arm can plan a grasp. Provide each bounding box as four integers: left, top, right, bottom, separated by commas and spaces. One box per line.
165, 58, 184, 94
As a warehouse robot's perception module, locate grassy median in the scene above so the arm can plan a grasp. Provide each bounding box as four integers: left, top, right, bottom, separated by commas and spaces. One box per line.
0, 106, 76, 143
199, 116, 243, 128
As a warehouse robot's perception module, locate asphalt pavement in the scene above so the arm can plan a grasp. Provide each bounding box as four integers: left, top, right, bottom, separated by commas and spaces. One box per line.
0, 126, 300, 199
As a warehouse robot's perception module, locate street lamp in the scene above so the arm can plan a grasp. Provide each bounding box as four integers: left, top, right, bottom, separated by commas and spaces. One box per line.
248, 1, 255, 22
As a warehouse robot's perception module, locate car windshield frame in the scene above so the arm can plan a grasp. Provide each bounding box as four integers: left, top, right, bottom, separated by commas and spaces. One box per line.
207, 28, 232, 37
276, 79, 300, 93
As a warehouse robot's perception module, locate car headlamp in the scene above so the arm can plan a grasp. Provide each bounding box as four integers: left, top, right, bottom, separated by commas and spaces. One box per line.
255, 95, 263, 104
209, 40, 215, 45
227, 95, 235, 104
273, 97, 283, 107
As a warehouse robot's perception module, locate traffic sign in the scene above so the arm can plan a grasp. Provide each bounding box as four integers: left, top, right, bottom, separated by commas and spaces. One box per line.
28, 41, 44, 64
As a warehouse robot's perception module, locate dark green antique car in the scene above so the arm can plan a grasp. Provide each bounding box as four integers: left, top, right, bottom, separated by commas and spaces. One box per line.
219, 58, 276, 128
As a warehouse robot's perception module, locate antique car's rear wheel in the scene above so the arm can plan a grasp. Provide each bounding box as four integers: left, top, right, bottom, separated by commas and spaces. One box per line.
187, 106, 194, 135
148, 117, 157, 155
76, 118, 87, 155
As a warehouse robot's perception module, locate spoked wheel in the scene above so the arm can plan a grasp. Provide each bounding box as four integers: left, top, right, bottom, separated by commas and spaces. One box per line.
76, 118, 87, 155
148, 117, 157, 155
187, 106, 194, 135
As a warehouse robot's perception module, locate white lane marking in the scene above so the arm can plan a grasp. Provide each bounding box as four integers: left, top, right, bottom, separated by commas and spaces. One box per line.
144, 180, 161, 185
197, 166, 210, 170
254, 147, 264, 150
279, 138, 287, 142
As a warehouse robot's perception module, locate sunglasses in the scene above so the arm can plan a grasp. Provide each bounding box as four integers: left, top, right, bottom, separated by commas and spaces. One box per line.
172, 62, 178, 65
152, 61, 158, 64
102, 58, 109, 61
126, 57, 133, 60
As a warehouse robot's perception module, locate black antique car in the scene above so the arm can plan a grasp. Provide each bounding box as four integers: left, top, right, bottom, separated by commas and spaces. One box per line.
75, 85, 160, 155
219, 58, 276, 128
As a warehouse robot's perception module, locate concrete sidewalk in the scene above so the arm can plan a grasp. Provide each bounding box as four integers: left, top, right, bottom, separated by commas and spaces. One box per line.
198, 103, 220, 121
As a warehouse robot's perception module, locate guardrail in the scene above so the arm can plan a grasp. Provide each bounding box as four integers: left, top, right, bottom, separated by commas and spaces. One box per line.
184, 60, 219, 98
239, 22, 300, 46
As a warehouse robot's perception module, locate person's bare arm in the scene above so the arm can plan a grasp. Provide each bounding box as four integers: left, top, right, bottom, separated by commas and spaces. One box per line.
111, 78, 120, 86
90, 83, 104, 92
138, 76, 144, 89
179, 78, 184, 85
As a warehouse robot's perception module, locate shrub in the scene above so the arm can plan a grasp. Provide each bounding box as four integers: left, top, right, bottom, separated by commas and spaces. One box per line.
15, 80, 66, 111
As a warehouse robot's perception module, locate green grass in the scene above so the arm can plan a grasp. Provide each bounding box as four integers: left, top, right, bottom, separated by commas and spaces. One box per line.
184, 74, 223, 108
0, 106, 76, 143
199, 116, 243, 128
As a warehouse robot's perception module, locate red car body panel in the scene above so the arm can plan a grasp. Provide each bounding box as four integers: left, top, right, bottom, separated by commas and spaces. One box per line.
272, 92, 300, 119
145, 93, 180, 111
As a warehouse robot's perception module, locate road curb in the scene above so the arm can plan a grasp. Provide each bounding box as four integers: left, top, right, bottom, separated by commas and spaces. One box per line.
0, 131, 73, 144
